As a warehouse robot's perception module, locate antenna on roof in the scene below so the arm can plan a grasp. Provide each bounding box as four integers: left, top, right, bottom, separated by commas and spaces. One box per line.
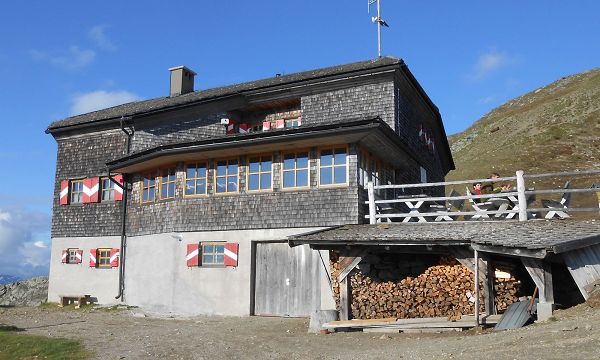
368, 0, 389, 58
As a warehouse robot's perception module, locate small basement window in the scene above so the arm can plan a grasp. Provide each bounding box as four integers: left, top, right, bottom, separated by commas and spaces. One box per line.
202, 243, 225, 266
97, 248, 111, 268
70, 179, 84, 204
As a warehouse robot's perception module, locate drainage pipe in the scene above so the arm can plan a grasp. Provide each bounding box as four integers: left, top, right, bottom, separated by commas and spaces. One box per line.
115, 117, 133, 300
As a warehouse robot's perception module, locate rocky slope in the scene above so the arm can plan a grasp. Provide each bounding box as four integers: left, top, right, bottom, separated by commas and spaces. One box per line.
0, 276, 48, 307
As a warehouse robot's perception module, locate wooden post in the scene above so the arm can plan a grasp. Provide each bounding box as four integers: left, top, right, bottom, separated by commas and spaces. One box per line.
483, 255, 496, 315
367, 181, 377, 225
522, 258, 555, 321
474, 249, 480, 326
339, 276, 352, 321
516, 170, 528, 221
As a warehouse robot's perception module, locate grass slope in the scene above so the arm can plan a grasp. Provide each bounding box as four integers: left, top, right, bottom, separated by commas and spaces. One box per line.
0, 325, 90, 360
448, 67, 600, 182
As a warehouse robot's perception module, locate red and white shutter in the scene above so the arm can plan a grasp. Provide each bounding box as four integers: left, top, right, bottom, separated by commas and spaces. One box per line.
239, 123, 251, 134
186, 243, 200, 267
113, 174, 124, 201
110, 248, 120, 267
60, 180, 70, 205
224, 243, 239, 267
75, 250, 83, 264
82, 177, 100, 203
89, 249, 97, 267
275, 119, 285, 129
226, 119, 237, 135
61, 250, 68, 263
262, 121, 271, 131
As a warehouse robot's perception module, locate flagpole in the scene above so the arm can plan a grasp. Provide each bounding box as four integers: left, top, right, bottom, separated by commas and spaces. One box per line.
377, 0, 381, 57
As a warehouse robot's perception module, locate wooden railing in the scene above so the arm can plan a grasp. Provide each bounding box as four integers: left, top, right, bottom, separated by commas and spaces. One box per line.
365, 169, 600, 224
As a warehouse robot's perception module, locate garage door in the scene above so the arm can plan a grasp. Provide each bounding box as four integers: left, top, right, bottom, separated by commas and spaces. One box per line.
254, 242, 321, 317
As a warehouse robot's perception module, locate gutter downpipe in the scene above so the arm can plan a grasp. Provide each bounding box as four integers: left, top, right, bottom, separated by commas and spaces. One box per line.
115, 116, 133, 300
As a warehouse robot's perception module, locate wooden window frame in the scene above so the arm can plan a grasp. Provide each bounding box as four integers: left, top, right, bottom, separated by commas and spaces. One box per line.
141, 171, 158, 204
70, 179, 84, 204
100, 177, 116, 202
200, 242, 226, 267
97, 248, 111, 268
246, 154, 273, 192
281, 150, 310, 190
285, 118, 301, 128
214, 158, 239, 195
159, 167, 176, 200
318, 145, 349, 187
184, 161, 208, 198
66, 248, 79, 264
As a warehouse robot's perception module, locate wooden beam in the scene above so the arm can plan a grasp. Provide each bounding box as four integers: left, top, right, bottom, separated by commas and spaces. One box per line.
522, 258, 554, 304
474, 249, 480, 326
483, 255, 496, 315
471, 243, 547, 259
338, 257, 363, 283
339, 275, 352, 321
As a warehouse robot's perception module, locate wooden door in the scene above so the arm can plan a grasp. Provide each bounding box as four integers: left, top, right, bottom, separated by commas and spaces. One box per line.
254, 242, 320, 317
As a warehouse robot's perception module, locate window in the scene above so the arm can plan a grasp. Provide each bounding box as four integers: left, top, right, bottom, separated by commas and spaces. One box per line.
100, 177, 115, 201
67, 248, 78, 264
247, 155, 272, 191
70, 180, 84, 204
215, 159, 238, 194
285, 118, 301, 128
142, 172, 157, 203
185, 162, 207, 196
319, 147, 347, 186
159, 167, 176, 200
202, 243, 225, 266
282, 151, 309, 189
97, 248, 111, 268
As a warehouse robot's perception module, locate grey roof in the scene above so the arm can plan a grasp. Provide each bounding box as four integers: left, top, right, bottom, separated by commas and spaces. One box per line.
47, 57, 404, 131
289, 220, 600, 255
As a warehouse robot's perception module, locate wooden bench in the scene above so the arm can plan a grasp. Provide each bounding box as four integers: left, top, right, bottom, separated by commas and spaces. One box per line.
59, 295, 91, 309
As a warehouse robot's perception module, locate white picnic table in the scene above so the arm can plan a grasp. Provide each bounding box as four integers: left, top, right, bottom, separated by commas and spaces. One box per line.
396, 194, 435, 223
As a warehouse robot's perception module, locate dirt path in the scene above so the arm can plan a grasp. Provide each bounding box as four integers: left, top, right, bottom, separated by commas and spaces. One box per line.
2, 304, 600, 360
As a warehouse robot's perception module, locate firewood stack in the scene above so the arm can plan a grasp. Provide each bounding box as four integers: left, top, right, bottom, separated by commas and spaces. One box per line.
330, 253, 520, 319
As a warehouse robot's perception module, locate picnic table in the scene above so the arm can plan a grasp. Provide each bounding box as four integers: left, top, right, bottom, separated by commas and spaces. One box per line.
396, 194, 442, 222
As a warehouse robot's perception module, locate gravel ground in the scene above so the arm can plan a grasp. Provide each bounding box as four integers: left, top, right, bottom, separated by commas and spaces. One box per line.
1, 304, 600, 360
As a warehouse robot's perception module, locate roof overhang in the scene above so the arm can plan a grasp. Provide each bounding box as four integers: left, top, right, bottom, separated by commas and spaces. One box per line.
107, 118, 419, 173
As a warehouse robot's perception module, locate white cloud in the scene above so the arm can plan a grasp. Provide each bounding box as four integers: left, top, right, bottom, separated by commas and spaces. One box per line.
29, 46, 96, 71
89, 25, 116, 51
467, 49, 512, 81
70, 90, 142, 115
0, 207, 50, 278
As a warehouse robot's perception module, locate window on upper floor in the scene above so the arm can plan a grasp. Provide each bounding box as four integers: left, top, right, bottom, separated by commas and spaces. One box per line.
142, 172, 157, 203
185, 162, 208, 196
319, 147, 347, 186
285, 118, 302, 128
247, 155, 272, 191
282, 151, 309, 189
215, 159, 238, 194
100, 177, 116, 202
159, 167, 176, 200
70, 179, 84, 204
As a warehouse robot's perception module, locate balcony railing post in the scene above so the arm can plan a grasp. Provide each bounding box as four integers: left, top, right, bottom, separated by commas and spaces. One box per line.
367, 181, 377, 225
516, 170, 528, 221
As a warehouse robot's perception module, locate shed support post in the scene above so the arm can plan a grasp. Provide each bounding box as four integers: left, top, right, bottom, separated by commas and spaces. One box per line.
522, 258, 554, 321
474, 249, 480, 326
483, 255, 496, 315
367, 182, 376, 224
339, 275, 352, 321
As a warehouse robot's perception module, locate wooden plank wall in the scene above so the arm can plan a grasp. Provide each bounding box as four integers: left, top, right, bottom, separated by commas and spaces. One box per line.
562, 243, 600, 300
254, 242, 320, 317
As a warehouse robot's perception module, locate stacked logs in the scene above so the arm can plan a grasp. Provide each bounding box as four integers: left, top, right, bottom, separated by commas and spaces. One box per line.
330, 254, 521, 320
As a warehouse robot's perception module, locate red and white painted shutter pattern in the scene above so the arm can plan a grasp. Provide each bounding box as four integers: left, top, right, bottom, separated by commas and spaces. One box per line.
110, 248, 120, 267
60, 180, 69, 205
61, 250, 68, 263
82, 177, 100, 203
186, 243, 199, 267
239, 123, 251, 134
224, 243, 239, 267
262, 121, 271, 131
226, 119, 237, 135
75, 250, 83, 264
89, 248, 97, 267
275, 119, 285, 129
113, 174, 124, 201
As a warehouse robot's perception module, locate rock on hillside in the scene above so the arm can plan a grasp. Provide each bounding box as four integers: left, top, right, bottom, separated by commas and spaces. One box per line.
448, 67, 600, 181
0, 276, 48, 307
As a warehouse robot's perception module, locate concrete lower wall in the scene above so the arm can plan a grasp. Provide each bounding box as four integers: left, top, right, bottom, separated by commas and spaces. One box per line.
48, 236, 122, 304
48, 228, 331, 316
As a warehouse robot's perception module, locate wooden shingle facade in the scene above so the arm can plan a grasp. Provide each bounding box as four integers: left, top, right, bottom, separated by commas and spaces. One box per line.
46, 57, 454, 316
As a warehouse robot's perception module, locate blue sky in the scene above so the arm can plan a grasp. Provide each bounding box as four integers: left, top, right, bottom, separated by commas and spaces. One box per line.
0, 0, 599, 277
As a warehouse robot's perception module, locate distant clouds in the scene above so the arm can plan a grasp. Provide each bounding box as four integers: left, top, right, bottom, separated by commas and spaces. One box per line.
29, 24, 115, 71
467, 48, 515, 81
0, 207, 50, 278
70, 90, 141, 115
